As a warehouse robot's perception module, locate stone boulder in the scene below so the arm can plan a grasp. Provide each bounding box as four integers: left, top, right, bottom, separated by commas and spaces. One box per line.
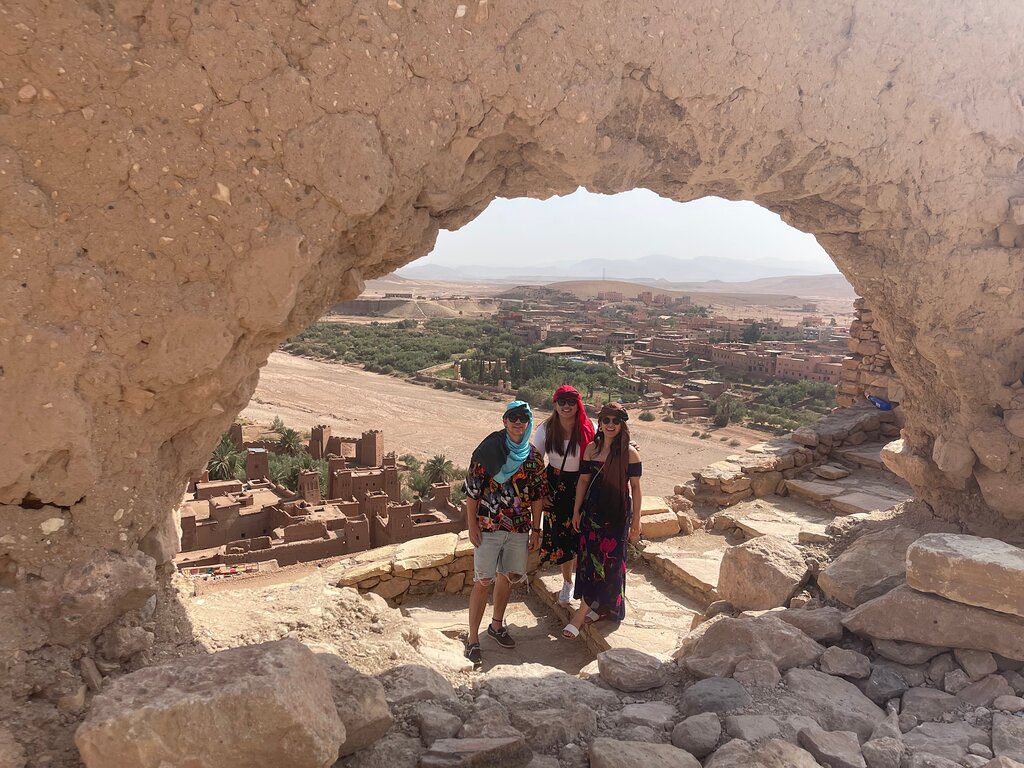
379, 664, 457, 706
315, 652, 393, 757
413, 704, 463, 746
820, 647, 871, 679
873, 638, 948, 665
74, 639, 344, 768
588, 738, 700, 768
781, 669, 886, 742
670, 713, 721, 758
732, 658, 782, 688
904, 721, 989, 761
420, 736, 532, 768
843, 585, 1024, 661
798, 727, 867, 768
900, 687, 959, 722
906, 534, 1024, 618
704, 738, 822, 767
955, 648, 999, 679
682, 616, 824, 678
777, 607, 845, 643
597, 648, 669, 692
509, 701, 596, 751
717, 535, 809, 611
818, 527, 920, 608
680, 677, 752, 716
861, 736, 904, 768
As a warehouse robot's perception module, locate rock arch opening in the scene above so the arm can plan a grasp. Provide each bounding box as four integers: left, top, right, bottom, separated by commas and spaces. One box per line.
3, 0, 1024, 706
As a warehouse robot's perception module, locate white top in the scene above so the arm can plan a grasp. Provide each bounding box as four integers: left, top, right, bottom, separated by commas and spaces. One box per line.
531, 419, 596, 473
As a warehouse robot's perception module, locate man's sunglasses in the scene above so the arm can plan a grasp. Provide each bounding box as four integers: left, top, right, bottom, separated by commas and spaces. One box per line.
555, 398, 576, 407
505, 412, 530, 424
601, 416, 625, 425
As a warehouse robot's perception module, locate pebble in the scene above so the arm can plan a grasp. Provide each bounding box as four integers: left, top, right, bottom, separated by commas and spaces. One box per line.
968, 743, 993, 758
18, 83, 36, 101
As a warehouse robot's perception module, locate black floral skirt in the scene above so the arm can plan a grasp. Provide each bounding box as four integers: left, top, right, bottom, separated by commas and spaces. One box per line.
539, 467, 580, 566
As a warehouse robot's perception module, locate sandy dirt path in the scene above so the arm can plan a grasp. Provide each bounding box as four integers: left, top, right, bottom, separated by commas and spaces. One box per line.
241, 352, 767, 496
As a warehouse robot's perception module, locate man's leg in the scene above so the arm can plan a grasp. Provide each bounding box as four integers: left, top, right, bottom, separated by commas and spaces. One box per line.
490, 571, 513, 629
488, 532, 529, 646
467, 578, 491, 645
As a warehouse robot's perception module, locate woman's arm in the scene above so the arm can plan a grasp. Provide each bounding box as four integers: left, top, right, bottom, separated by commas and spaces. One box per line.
628, 447, 642, 540
572, 443, 596, 531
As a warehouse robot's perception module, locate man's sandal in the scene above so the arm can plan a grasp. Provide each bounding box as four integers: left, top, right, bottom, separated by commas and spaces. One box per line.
562, 623, 581, 639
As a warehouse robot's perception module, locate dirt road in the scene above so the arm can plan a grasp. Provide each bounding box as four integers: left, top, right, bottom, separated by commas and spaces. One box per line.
241, 352, 767, 496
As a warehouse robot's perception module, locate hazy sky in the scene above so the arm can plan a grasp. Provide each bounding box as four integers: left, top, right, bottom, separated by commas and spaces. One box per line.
415, 188, 837, 272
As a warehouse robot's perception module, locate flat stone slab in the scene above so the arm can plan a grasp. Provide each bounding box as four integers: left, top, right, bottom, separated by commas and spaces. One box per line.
834, 443, 889, 470
818, 526, 921, 607
642, 540, 725, 603
830, 491, 904, 515
641, 496, 672, 516
393, 533, 459, 575
811, 464, 851, 480
907, 533, 1024, 618
717, 498, 834, 543
844, 584, 1024, 661
786, 478, 845, 502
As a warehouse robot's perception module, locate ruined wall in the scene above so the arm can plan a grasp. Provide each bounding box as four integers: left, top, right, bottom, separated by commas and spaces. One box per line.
837, 298, 902, 409
2, 0, 1024, 671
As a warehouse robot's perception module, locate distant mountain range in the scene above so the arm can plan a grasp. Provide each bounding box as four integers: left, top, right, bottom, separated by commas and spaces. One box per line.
397, 253, 839, 283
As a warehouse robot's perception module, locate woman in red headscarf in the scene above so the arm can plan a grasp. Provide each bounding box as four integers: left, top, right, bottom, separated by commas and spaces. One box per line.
562, 402, 642, 639
531, 385, 596, 604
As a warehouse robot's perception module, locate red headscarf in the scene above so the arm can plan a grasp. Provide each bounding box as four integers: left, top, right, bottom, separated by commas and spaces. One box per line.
553, 385, 596, 455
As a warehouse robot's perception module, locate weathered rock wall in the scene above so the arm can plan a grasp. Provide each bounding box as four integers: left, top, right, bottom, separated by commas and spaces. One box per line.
3, 0, 1024, 666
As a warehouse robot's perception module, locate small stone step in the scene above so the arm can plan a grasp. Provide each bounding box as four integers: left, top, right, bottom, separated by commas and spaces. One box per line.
785, 478, 845, 502
829, 491, 904, 516
811, 464, 851, 480
834, 443, 889, 470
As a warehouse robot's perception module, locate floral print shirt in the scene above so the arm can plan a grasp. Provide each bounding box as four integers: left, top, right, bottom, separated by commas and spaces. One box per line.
463, 446, 546, 532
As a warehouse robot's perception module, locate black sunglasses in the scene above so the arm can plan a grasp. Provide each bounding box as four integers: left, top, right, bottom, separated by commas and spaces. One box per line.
505, 412, 530, 424
601, 416, 624, 425
555, 398, 576, 407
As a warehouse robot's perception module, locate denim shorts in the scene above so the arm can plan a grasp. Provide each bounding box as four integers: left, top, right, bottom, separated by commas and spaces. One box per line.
473, 530, 529, 583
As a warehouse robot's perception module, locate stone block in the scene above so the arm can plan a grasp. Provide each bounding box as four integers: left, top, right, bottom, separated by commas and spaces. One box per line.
682, 615, 824, 678
421, 737, 532, 768
641, 511, 681, 539
392, 533, 458, 575
907, 533, 1024, 618
718, 534, 808, 611
74, 639, 344, 768
969, 427, 1014, 473
588, 739, 700, 768
314, 652, 393, 757
597, 648, 669, 692
818, 527, 920, 607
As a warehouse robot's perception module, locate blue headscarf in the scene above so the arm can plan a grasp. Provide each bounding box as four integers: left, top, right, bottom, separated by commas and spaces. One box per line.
494, 400, 533, 483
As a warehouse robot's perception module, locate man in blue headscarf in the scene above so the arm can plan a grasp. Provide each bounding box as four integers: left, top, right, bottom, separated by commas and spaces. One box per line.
462, 400, 546, 665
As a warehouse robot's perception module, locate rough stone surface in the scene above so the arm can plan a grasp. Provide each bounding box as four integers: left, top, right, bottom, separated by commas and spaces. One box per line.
717, 535, 809, 611
379, 664, 457, 706
781, 669, 886, 742
598, 648, 669, 692
724, 715, 781, 743
821, 647, 872, 679
873, 639, 949, 666
907, 534, 1024, 619
844, 586, 1024, 661
777, 607, 845, 643
588, 738, 701, 768
905, 722, 989, 760
481, 663, 618, 710
682, 616, 824, 678
421, 737, 532, 768
861, 737, 904, 768
74, 639, 344, 768
798, 728, 867, 768
995, 696, 1024, 713
315, 652, 393, 757
704, 738, 821, 767
956, 649, 1001, 680
818, 527, 921, 608
861, 666, 909, 706
901, 687, 960, 722
7, 0, 1024, 740
620, 702, 677, 730
993, 713, 1024, 761
680, 677, 753, 716
671, 713, 721, 758
511, 702, 597, 751
958, 675, 1015, 707
733, 659, 782, 688
0, 726, 25, 768
414, 704, 463, 746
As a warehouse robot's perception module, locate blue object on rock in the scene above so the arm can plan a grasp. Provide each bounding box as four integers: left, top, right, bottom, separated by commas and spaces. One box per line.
867, 395, 893, 411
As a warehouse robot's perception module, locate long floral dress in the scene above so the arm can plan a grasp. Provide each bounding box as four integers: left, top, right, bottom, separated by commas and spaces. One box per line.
573, 458, 643, 621
539, 464, 580, 566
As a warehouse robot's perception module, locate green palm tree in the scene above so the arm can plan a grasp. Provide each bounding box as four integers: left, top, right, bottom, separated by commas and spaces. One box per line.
423, 454, 456, 485
208, 438, 243, 481
276, 427, 304, 455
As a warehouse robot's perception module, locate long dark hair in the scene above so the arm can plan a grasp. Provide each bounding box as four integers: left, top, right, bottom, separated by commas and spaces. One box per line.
543, 408, 581, 458
592, 405, 631, 525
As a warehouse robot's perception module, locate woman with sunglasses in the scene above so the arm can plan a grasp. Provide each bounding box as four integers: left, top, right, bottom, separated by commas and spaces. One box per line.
562, 402, 642, 639
531, 385, 596, 604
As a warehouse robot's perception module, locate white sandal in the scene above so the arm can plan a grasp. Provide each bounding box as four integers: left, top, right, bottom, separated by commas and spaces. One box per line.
562, 623, 581, 639
586, 608, 600, 623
